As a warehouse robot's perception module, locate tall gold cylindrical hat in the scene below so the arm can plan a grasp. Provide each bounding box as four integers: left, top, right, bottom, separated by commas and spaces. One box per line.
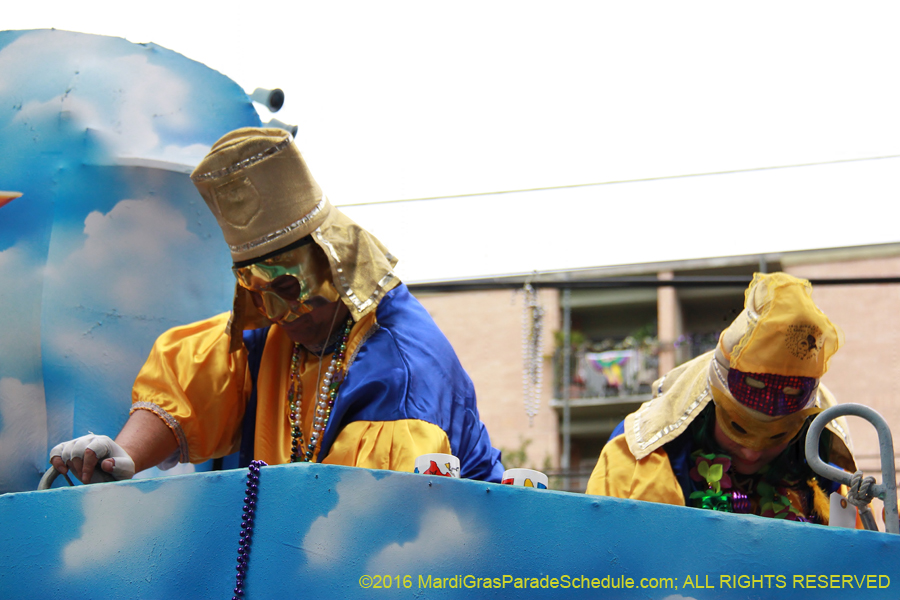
191, 127, 330, 264
190, 127, 400, 350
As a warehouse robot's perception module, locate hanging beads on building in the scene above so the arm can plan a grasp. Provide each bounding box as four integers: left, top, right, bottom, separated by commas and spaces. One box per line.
521, 283, 544, 427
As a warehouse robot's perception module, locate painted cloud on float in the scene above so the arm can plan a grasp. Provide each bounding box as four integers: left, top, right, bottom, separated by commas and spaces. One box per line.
0, 29, 211, 165
0, 28, 260, 492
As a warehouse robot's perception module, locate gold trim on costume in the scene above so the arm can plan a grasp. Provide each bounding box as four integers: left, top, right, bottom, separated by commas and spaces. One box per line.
191, 138, 293, 181
633, 383, 711, 452
230, 197, 327, 255
314, 228, 398, 316
130, 401, 190, 463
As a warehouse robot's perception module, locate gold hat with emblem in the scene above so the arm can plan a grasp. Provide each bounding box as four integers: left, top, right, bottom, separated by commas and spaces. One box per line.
191, 127, 399, 351
718, 272, 842, 378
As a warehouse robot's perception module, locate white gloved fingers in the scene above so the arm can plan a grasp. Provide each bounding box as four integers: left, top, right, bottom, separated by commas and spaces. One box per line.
88, 437, 134, 480
47, 434, 135, 482
69, 435, 100, 482
71, 434, 102, 460
55, 434, 102, 465
48, 442, 71, 474
102, 455, 136, 480
84, 436, 114, 461
57, 440, 76, 465
49, 441, 68, 462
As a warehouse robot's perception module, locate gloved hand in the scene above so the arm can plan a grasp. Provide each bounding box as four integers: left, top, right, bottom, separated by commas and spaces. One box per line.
49, 434, 136, 484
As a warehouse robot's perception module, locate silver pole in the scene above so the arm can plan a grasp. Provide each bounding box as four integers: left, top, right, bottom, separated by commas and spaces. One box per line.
805, 403, 898, 534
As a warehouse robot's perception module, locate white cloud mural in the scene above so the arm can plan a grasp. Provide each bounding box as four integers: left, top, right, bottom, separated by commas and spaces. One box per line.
366, 505, 479, 574
0, 28, 258, 492
0, 377, 47, 491
302, 470, 404, 567
62, 481, 188, 570
1, 30, 194, 163
301, 469, 486, 578
0, 243, 44, 383
48, 198, 201, 313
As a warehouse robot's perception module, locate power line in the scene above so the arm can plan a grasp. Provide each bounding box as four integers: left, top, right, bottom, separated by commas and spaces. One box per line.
337, 153, 900, 208
408, 275, 900, 294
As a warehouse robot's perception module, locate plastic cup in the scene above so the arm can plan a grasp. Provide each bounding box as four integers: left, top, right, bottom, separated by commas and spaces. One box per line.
501, 468, 548, 489
414, 453, 460, 478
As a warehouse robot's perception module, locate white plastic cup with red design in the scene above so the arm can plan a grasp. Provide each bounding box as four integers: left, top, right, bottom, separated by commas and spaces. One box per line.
414, 453, 460, 478
501, 468, 548, 489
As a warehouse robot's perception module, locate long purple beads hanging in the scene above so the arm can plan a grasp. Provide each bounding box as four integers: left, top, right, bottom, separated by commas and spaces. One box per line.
233, 460, 266, 599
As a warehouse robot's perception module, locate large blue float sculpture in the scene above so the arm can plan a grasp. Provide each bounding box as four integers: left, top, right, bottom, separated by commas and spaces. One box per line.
0, 29, 259, 492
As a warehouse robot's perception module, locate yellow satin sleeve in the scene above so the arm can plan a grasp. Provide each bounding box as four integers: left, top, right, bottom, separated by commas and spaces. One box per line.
323, 419, 451, 472
131, 312, 250, 463
585, 435, 686, 506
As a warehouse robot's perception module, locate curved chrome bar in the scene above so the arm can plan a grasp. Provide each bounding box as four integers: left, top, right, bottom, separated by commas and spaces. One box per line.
37, 467, 116, 490
805, 404, 898, 534
38, 467, 64, 491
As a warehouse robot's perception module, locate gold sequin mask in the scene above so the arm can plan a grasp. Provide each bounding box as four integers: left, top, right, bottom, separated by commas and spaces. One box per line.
233, 242, 340, 324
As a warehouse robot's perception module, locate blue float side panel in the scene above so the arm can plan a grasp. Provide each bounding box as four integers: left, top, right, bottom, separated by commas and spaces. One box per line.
1, 465, 897, 599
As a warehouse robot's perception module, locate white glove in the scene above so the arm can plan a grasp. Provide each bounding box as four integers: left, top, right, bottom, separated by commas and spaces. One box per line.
50, 434, 136, 483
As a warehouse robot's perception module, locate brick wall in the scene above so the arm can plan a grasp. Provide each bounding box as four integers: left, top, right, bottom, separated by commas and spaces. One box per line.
787, 256, 900, 480
416, 288, 560, 471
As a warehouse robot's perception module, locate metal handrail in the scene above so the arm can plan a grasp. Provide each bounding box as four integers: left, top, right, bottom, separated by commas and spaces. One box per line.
805, 404, 898, 534
38, 466, 116, 490
38, 467, 65, 490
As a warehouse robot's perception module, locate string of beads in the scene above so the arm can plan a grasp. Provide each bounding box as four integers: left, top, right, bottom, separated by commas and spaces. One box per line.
288, 317, 353, 462
233, 459, 266, 599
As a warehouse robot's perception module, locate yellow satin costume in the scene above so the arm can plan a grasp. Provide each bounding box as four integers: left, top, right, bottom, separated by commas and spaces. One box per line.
131, 311, 450, 470
586, 351, 856, 521
587, 436, 686, 505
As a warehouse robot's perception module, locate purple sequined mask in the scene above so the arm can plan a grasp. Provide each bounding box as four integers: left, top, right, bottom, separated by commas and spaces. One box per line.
726, 369, 816, 417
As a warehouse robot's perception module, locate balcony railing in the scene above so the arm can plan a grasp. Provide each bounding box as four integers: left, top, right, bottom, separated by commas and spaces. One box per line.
554, 347, 658, 400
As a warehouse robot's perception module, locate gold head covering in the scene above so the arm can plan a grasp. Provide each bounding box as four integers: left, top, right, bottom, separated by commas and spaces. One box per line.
712, 272, 843, 449
191, 127, 399, 351
623, 273, 854, 471
718, 272, 843, 378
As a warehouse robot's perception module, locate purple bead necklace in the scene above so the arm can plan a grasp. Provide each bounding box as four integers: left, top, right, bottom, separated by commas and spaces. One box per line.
233, 459, 266, 599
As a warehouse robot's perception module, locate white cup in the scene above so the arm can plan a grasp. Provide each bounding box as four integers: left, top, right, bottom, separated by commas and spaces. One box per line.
414, 453, 460, 478
502, 468, 548, 489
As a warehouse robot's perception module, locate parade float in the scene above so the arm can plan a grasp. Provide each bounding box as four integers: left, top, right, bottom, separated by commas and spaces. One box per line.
0, 29, 898, 600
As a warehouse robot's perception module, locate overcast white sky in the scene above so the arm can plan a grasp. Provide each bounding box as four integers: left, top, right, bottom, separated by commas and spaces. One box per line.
6, 2, 900, 279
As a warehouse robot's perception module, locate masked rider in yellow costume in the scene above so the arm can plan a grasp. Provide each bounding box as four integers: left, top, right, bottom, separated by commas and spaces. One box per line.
587, 273, 860, 523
